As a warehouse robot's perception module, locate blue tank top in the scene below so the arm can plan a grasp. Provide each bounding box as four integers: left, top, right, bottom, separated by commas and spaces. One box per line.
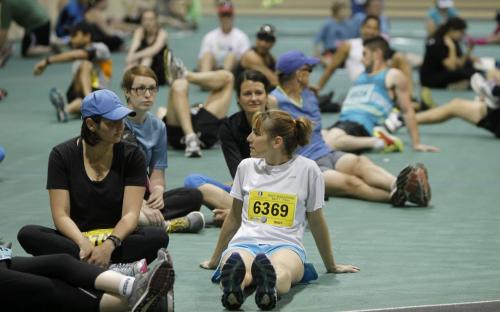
339, 69, 394, 134
272, 87, 332, 160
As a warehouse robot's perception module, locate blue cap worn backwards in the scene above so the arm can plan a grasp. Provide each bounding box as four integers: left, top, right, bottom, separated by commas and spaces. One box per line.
276, 50, 320, 75
81, 89, 135, 120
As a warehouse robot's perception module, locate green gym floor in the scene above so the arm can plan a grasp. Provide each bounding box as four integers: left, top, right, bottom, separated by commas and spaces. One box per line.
1, 16, 499, 311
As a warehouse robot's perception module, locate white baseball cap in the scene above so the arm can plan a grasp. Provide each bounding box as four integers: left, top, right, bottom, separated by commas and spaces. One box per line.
437, 0, 454, 9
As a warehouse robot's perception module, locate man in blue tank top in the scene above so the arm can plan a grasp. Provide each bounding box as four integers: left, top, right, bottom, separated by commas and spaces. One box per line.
322, 36, 439, 153
268, 50, 433, 207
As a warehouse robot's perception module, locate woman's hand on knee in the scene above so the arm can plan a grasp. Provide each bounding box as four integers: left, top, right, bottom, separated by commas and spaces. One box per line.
78, 238, 95, 261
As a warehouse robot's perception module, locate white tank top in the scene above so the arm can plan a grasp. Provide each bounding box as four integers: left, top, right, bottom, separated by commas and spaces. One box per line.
345, 38, 365, 81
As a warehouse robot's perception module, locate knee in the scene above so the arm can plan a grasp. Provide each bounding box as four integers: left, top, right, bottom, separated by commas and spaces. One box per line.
171, 78, 188, 93
221, 70, 234, 85
77, 60, 93, 73
358, 155, 374, 169
148, 227, 170, 249
275, 269, 292, 294
344, 175, 365, 192
17, 225, 39, 246
184, 174, 210, 189
186, 188, 203, 209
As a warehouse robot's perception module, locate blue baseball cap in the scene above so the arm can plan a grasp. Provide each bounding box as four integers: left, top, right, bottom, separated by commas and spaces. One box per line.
276, 50, 320, 75
81, 89, 135, 120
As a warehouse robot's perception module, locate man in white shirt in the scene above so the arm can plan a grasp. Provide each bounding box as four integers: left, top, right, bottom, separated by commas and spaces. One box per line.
197, 1, 250, 72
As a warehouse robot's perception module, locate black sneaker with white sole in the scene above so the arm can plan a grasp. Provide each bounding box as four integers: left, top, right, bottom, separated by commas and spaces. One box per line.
220, 252, 246, 310
251, 253, 277, 311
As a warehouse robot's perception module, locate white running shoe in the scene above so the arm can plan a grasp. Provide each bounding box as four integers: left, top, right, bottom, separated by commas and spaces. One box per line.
471, 73, 499, 109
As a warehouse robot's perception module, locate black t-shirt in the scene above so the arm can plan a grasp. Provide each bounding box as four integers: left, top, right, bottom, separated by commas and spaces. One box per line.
420, 37, 463, 76
219, 111, 251, 179
47, 137, 147, 231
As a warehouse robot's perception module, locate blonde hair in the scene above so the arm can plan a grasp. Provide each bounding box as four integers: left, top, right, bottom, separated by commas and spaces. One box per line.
252, 110, 312, 156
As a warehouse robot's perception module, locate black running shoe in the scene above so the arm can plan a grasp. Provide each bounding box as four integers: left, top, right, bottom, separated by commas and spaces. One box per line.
406, 163, 431, 207
220, 252, 246, 310
390, 165, 412, 207
251, 253, 277, 311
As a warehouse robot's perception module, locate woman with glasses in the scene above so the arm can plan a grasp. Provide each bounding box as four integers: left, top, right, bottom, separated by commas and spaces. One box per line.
18, 89, 169, 267
126, 9, 169, 86
121, 65, 205, 233
201, 109, 359, 311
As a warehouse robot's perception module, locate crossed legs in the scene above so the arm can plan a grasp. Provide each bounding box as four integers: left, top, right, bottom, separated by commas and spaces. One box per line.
324, 154, 395, 202
165, 70, 233, 136
198, 52, 238, 72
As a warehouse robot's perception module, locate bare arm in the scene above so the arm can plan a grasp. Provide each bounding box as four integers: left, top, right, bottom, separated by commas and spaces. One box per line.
267, 95, 278, 110
390, 69, 438, 152
115, 185, 145, 239
126, 28, 144, 62
442, 36, 473, 71
241, 51, 278, 87
307, 209, 359, 273
315, 42, 350, 91
33, 49, 89, 75
49, 189, 92, 255
425, 19, 437, 37
200, 198, 242, 269
146, 169, 165, 210
129, 29, 168, 62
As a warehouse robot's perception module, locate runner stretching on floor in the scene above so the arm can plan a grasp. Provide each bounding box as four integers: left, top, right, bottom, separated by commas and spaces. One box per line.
200, 110, 359, 310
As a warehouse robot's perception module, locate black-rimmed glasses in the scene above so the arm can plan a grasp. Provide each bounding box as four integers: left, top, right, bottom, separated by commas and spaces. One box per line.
130, 86, 158, 95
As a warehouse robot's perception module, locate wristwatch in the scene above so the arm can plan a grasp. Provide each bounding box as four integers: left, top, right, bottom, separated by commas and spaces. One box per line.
105, 235, 122, 248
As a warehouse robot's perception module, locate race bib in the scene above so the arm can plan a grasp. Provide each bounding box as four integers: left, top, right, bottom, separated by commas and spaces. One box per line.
0, 246, 12, 261
248, 190, 297, 227
343, 84, 375, 106
82, 228, 113, 246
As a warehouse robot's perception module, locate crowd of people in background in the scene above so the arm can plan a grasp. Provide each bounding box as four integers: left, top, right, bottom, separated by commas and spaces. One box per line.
1, 0, 499, 311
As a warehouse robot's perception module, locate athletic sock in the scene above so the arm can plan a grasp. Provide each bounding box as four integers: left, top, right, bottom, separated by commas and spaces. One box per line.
373, 138, 385, 151
119, 276, 135, 298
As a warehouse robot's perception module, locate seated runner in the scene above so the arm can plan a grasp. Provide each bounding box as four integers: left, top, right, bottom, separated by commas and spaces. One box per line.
322, 36, 438, 153
0, 241, 174, 312
121, 65, 205, 233
18, 90, 169, 266
200, 110, 359, 310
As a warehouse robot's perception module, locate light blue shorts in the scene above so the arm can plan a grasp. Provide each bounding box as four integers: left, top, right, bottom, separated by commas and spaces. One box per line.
211, 243, 318, 284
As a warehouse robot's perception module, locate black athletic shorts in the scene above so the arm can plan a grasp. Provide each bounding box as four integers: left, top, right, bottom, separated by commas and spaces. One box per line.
66, 81, 99, 103
477, 107, 500, 138
166, 108, 224, 149
21, 21, 50, 57
329, 120, 370, 137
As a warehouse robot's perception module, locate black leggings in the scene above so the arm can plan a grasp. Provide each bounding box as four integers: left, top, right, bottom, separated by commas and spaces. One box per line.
18, 225, 169, 264
492, 85, 500, 97
163, 187, 203, 220
420, 62, 477, 89
0, 254, 104, 312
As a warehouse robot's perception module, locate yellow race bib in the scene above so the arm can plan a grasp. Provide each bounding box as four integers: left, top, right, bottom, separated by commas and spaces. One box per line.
248, 190, 297, 227
82, 228, 113, 246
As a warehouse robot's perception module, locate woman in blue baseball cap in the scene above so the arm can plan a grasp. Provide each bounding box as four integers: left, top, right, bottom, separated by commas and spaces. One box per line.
18, 89, 170, 269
